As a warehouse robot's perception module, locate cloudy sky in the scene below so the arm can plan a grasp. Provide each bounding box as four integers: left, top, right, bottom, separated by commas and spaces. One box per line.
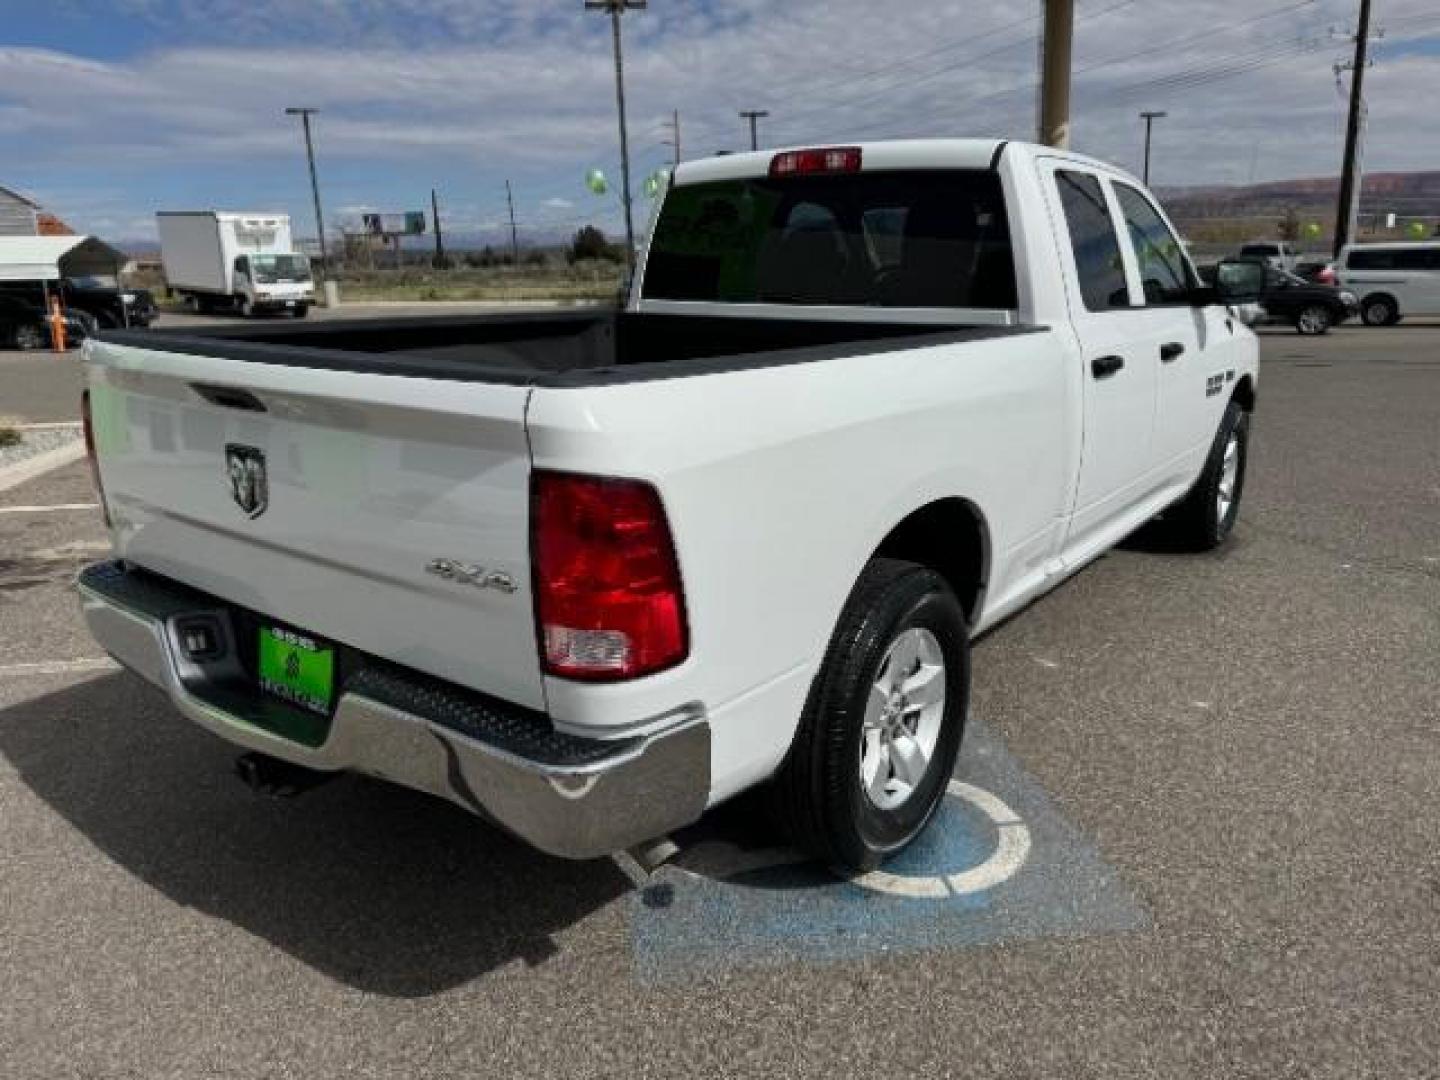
2, 0, 1437, 242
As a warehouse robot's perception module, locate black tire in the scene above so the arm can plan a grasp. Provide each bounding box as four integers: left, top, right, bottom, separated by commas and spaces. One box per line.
1294, 305, 1331, 335
1361, 295, 1398, 327
292, 304, 310, 319
12, 323, 47, 351
771, 558, 970, 871
1157, 400, 1250, 551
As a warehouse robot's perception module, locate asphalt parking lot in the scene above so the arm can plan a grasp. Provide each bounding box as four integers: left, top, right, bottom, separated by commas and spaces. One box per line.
2, 320, 1438, 1077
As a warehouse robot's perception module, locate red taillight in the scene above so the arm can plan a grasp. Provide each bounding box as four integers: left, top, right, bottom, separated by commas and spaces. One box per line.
769, 146, 862, 178
532, 470, 688, 681
80, 390, 110, 526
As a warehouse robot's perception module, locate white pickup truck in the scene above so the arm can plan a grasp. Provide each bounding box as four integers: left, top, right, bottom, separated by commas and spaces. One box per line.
79, 140, 1263, 869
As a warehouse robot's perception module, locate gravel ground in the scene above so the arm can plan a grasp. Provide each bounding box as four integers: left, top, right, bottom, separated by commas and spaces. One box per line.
0, 425, 82, 472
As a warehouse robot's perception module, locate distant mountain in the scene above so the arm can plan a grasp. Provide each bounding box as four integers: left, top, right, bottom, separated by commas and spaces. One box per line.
1159, 171, 1440, 220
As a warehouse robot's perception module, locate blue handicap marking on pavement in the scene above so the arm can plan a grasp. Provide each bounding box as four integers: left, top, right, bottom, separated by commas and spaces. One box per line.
629, 718, 1150, 982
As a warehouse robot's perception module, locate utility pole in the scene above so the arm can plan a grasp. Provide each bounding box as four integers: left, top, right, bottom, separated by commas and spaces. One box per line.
1140, 110, 1167, 185
1333, 0, 1373, 256
662, 109, 682, 168
586, 0, 645, 268
1038, 0, 1074, 149
505, 179, 520, 264
284, 107, 328, 273
431, 188, 445, 266
739, 109, 769, 152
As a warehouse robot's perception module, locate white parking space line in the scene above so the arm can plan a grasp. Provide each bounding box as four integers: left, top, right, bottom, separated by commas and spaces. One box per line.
0, 658, 117, 677
12, 422, 83, 431
0, 503, 100, 514
0, 441, 87, 494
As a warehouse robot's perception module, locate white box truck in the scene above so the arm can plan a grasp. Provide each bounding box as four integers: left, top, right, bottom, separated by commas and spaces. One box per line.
157, 211, 315, 318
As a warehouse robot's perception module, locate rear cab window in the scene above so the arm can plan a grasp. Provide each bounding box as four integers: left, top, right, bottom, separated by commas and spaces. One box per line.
642, 169, 1018, 310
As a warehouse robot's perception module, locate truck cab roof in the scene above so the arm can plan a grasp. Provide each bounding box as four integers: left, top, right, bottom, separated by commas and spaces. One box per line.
673, 138, 1140, 187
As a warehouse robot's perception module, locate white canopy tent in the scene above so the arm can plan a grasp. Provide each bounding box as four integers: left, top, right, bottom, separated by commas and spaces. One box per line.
0, 235, 128, 283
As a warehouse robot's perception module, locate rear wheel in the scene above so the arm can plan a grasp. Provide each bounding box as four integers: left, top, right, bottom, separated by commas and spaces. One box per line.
1295, 305, 1331, 335
292, 304, 309, 319
771, 558, 970, 871
1361, 295, 1398, 326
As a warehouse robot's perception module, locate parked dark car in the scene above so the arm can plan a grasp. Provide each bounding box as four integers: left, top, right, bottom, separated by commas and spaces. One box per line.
59, 277, 157, 328
1253, 263, 1358, 335
0, 294, 96, 350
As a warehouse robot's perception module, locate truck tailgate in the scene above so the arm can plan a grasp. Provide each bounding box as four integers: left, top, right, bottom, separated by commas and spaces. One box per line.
86, 341, 544, 710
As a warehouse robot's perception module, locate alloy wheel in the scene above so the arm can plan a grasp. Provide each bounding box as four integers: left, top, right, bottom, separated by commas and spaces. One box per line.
859, 626, 947, 811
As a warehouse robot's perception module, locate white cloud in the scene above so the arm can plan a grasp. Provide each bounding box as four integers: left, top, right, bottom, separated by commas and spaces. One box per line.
6, 0, 1440, 234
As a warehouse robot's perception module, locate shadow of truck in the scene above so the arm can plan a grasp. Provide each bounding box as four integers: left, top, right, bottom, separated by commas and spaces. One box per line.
0, 671, 631, 997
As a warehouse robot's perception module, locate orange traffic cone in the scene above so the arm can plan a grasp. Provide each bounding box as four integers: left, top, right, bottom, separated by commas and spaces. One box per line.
49, 296, 67, 353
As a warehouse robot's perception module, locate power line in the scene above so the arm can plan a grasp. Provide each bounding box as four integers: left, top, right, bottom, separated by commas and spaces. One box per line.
767, 0, 1137, 144
678, 6, 1046, 141
682, 0, 1135, 148
952, 2, 1330, 119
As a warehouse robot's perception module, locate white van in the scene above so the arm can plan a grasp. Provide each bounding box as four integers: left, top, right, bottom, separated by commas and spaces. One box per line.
1336, 241, 1440, 325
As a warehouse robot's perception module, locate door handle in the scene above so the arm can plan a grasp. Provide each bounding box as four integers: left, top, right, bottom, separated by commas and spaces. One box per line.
1160, 342, 1186, 362
1091, 355, 1125, 379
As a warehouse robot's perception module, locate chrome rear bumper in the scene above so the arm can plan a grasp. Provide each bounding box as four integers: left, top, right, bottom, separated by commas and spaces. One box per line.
77, 561, 709, 860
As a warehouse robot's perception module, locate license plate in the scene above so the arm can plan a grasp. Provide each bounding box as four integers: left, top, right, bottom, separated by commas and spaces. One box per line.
258, 625, 335, 715
285, 300, 296, 307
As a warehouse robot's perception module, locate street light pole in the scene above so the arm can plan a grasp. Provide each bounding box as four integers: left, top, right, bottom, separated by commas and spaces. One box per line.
586, 0, 645, 268
739, 109, 769, 151
284, 107, 328, 273
1140, 110, 1167, 185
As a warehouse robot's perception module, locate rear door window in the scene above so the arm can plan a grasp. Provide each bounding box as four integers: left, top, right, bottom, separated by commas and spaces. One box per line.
643, 169, 1017, 309
1054, 170, 1130, 311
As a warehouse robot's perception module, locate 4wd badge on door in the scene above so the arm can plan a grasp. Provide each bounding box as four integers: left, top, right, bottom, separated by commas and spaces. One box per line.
225, 444, 268, 518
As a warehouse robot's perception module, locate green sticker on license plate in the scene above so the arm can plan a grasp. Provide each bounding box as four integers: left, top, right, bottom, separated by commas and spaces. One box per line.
258, 626, 335, 715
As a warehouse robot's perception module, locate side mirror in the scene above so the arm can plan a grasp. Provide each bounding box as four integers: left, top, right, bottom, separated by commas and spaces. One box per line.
1211, 258, 1266, 305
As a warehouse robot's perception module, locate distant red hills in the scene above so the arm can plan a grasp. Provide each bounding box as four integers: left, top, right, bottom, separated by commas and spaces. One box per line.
1160, 170, 1440, 216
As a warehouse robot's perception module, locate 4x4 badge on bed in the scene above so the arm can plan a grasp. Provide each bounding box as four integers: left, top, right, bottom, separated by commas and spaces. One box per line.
225, 444, 268, 518
425, 558, 517, 594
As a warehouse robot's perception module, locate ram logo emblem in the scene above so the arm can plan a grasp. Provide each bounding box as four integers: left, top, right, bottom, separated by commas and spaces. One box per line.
225, 444, 268, 518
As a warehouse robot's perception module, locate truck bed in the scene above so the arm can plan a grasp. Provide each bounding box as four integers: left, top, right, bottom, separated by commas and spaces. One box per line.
100, 310, 1042, 387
